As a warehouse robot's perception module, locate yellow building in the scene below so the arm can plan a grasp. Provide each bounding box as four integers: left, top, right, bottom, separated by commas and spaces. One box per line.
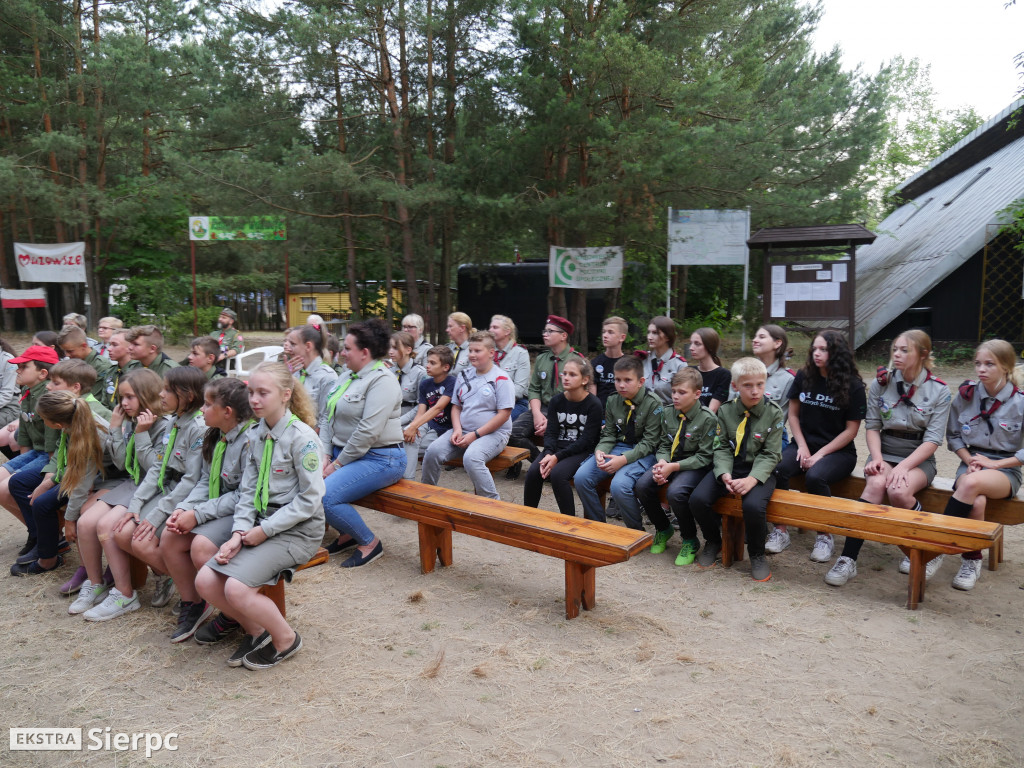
286, 282, 402, 328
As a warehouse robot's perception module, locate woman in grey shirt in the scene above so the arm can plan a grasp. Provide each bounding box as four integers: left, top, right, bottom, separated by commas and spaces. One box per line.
318, 319, 406, 568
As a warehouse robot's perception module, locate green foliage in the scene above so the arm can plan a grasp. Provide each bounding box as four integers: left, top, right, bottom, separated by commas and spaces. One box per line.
166, 306, 223, 345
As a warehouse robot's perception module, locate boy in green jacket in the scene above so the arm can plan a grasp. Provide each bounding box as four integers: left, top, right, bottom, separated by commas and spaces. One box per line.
690, 357, 784, 581
573, 355, 665, 529
635, 367, 720, 565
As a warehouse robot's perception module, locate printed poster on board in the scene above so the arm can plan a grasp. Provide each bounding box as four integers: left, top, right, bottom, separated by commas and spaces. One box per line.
549, 246, 623, 289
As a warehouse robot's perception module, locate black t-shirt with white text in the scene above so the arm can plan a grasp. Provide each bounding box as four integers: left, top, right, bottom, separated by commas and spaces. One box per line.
591, 353, 622, 406
696, 365, 732, 408
787, 370, 867, 453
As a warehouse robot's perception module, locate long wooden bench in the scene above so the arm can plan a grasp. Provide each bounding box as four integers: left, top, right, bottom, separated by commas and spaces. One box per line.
443, 445, 530, 473
715, 489, 1002, 609
359, 479, 651, 618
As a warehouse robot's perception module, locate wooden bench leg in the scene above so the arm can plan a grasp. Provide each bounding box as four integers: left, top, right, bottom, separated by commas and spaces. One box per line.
258, 579, 286, 619
720, 516, 745, 567
129, 555, 149, 590
989, 538, 1002, 572
417, 523, 453, 574
906, 549, 926, 610
564, 561, 596, 619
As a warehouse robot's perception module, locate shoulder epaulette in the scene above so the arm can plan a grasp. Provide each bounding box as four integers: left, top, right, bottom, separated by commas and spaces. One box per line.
786, 368, 796, 376
927, 371, 946, 386
875, 366, 890, 386
958, 380, 976, 400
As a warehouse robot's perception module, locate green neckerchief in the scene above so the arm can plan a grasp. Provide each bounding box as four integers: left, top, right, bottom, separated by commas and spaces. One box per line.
209, 419, 255, 499
126, 429, 141, 484
325, 360, 384, 422
53, 431, 68, 483
158, 423, 178, 492
254, 414, 298, 518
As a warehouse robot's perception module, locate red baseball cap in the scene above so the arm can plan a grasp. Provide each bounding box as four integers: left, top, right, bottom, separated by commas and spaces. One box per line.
9, 345, 60, 365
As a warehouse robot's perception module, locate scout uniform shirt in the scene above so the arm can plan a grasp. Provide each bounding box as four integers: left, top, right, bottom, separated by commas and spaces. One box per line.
596, 385, 665, 463
0, 351, 19, 422
866, 367, 951, 461
18, 381, 60, 453
449, 340, 471, 377
83, 349, 113, 401
232, 411, 325, 541
412, 337, 432, 368
212, 326, 244, 359
729, 360, 795, 417
494, 341, 530, 401
453, 365, 515, 436
141, 353, 179, 378
99, 360, 140, 411
319, 361, 403, 465
132, 410, 206, 528
42, 402, 110, 521
528, 346, 586, 407
296, 355, 338, 417
643, 349, 687, 405
947, 379, 1024, 463
103, 415, 170, 482
180, 419, 257, 525
395, 358, 428, 427
656, 401, 720, 471
713, 396, 784, 483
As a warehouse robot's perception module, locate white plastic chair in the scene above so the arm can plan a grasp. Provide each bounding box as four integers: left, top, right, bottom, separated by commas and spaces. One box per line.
231, 345, 284, 378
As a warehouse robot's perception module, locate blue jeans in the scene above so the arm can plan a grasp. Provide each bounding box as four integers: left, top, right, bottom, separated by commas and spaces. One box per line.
573, 443, 656, 529
510, 398, 529, 423
324, 445, 406, 545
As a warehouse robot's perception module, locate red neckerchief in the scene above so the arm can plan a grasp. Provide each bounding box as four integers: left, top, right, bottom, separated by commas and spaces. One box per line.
553, 347, 576, 382
494, 342, 515, 364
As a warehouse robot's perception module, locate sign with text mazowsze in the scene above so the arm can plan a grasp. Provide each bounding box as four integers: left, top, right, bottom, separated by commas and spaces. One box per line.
13, 242, 86, 283
548, 246, 623, 289
188, 216, 286, 241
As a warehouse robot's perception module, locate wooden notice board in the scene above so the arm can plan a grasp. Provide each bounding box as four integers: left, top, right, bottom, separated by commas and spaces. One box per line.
764, 255, 855, 332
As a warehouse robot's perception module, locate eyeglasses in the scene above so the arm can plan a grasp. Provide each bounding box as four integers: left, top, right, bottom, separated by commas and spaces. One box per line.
542, 327, 565, 335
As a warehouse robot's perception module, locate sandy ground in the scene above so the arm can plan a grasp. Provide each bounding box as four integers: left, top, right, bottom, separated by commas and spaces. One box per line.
1, 339, 1022, 767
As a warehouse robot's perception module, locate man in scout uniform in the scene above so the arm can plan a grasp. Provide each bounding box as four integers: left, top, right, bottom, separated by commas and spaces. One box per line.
126, 325, 179, 377
212, 308, 244, 366
506, 314, 586, 475
57, 325, 113, 402
99, 330, 140, 411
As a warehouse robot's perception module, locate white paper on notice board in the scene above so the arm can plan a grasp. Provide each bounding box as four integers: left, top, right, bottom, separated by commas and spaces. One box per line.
772, 265, 786, 284
832, 264, 847, 282
771, 285, 786, 316
816, 271, 831, 280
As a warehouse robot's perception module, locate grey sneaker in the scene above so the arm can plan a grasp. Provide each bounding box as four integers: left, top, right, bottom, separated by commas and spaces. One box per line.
68, 580, 109, 615
809, 533, 834, 563
952, 557, 982, 591
242, 632, 303, 670
170, 601, 215, 643
150, 575, 176, 608
764, 527, 790, 554
227, 631, 271, 668
898, 554, 911, 574
750, 554, 771, 581
696, 542, 722, 568
83, 587, 140, 621
825, 556, 857, 586
194, 613, 242, 645
925, 554, 945, 580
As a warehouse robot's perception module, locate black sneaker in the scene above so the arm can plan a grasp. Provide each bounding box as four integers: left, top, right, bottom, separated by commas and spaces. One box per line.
195, 613, 242, 645
504, 461, 522, 480
170, 601, 215, 643
242, 632, 303, 670
10, 555, 63, 577
227, 631, 270, 667
325, 536, 357, 556
18, 536, 37, 557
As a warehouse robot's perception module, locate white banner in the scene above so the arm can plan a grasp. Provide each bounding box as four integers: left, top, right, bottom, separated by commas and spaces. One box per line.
667, 209, 749, 266
13, 242, 87, 283
549, 246, 623, 289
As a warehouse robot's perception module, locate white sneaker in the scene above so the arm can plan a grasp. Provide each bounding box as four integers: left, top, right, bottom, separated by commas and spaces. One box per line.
899, 553, 945, 579
83, 588, 140, 622
68, 580, 109, 615
765, 527, 791, 554
825, 556, 857, 586
898, 555, 911, 574
150, 575, 176, 608
809, 533, 834, 562
952, 557, 982, 591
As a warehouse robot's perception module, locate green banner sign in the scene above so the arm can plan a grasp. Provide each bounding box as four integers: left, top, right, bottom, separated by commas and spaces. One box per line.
188, 216, 286, 241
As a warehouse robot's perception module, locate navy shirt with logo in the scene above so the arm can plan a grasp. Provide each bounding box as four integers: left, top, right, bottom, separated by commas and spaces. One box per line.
591, 353, 622, 406
418, 375, 456, 434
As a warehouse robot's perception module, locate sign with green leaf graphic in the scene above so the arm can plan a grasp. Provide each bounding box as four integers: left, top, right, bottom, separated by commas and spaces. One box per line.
188, 216, 287, 241
548, 246, 623, 289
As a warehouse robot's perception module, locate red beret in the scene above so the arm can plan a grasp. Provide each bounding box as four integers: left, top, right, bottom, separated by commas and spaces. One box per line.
546, 315, 574, 335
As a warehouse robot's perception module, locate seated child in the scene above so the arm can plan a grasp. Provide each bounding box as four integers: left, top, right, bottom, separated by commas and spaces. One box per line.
573, 355, 665, 529
421, 332, 514, 500
402, 345, 456, 473
689, 357, 784, 582
188, 337, 227, 380
635, 367, 720, 564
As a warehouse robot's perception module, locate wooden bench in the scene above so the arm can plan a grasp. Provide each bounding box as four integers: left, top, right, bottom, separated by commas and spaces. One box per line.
715, 489, 1002, 609
359, 479, 651, 618
787, 474, 1024, 566
443, 445, 530, 473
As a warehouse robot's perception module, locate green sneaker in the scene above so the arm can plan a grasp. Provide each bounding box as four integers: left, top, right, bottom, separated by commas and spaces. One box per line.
650, 528, 673, 555
675, 538, 700, 566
